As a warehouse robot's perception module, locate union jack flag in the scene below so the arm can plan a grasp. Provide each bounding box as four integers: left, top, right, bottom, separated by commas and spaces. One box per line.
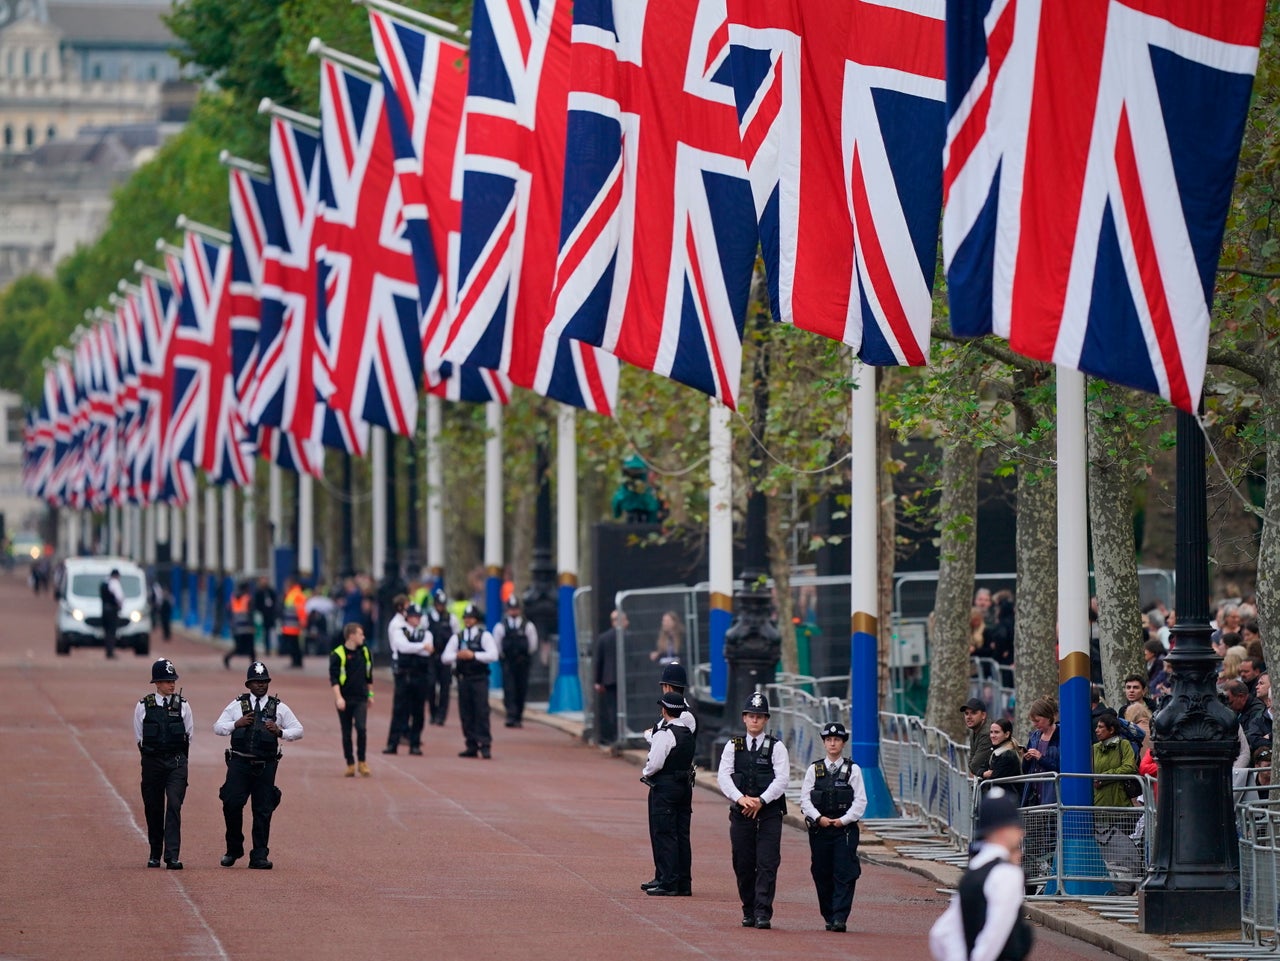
944, 0, 1266, 411
439, 0, 619, 414
368, 9, 509, 405
728, 0, 944, 366
245, 117, 342, 470
138, 273, 194, 505
170, 230, 254, 486
110, 300, 141, 503
48, 354, 79, 507
315, 58, 422, 438
550, 0, 758, 407
227, 167, 321, 476
23, 371, 56, 501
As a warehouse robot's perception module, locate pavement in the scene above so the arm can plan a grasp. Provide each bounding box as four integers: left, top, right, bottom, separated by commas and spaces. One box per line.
0, 566, 1230, 960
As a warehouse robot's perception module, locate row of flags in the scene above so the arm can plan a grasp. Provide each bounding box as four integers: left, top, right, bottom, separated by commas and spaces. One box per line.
21, 0, 1267, 512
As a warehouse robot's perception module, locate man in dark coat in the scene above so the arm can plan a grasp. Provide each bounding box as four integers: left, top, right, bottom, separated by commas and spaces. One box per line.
593, 609, 627, 748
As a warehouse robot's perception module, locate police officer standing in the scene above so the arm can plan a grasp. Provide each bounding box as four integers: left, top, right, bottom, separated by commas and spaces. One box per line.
425, 589, 457, 726
716, 691, 790, 929
384, 605, 432, 755
134, 658, 192, 869
929, 787, 1033, 961
440, 604, 498, 758
493, 596, 538, 728
640, 690, 695, 897
647, 661, 697, 739
213, 661, 304, 869
799, 721, 867, 932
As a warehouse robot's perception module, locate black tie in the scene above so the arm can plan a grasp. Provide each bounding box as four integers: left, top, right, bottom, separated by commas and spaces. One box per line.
749, 737, 757, 753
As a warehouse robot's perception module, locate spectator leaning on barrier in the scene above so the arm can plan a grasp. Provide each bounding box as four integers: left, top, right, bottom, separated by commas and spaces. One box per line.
960, 698, 993, 778
1020, 697, 1060, 807
1091, 712, 1138, 808
982, 719, 1021, 782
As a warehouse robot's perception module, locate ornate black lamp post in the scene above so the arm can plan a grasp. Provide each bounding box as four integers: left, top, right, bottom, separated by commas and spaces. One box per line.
1139, 408, 1240, 933
722, 312, 780, 719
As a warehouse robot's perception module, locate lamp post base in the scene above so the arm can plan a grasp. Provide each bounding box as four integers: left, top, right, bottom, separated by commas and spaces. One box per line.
1139, 886, 1240, 935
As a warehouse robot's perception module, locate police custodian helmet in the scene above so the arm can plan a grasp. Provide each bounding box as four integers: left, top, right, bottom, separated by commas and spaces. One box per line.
743, 691, 771, 716
151, 658, 179, 683
463, 603, 483, 622
659, 661, 688, 690
245, 661, 272, 686
820, 721, 849, 741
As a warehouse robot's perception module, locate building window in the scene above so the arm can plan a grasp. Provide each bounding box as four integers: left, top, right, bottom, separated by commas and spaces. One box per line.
148, 63, 157, 81
91, 61, 102, 80
4, 405, 22, 446
25, 125, 34, 148
46, 124, 55, 142
23, 48, 31, 77
40, 49, 48, 76
3, 127, 11, 150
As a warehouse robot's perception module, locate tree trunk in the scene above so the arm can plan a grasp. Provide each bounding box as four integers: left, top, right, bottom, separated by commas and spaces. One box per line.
1257, 356, 1280, 693
1012, 374, 1059, 729
1138, 412, 1178, 570
1087, 380, 1146, 706
926, 416, 980, 741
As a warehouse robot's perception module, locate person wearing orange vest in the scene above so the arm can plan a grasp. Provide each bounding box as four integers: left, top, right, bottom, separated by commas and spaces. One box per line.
224, 581, 257, 671
280, 578, 308, 669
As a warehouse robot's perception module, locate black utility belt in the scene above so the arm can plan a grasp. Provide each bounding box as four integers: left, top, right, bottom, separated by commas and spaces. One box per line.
141, 751, 187, 760
227, 749, 282, 762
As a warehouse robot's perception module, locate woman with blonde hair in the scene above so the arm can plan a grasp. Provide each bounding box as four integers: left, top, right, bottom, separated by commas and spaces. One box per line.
1222, 645, 1247, 681
650, 611, 685, 665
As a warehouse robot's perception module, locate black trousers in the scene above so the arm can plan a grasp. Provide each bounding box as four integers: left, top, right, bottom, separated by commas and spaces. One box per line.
502, 656, 531, 724
596, 686, 617, 745
219, 753, 281, 861
428, 660, 451, 724
387, 672, 429, 749
648, 782, 692, 889
280, 631, 303, 667
337, 697, 369, 764
808, 822, 861, 924
456, 672, 491, 751
158, 604, 172, 640
103, 613, 119, 656
729, 807, 784, 920
140, 754, 187, 861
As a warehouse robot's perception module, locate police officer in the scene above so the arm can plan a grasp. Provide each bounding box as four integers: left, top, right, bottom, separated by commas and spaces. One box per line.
425, 589, 457, 726
647, 661, 697, 741
224, 580, 256, 670
640, 690, 695, 897
716, 691, 790, 929
134, 658, 192, 869
493, 596, 538, 728
331, 623, 373, 776
213, 661, 304, 869
440, 604, 498, 758
384, 605, 432, 755
929, 787, 1033, 961
799, 721, 867, 932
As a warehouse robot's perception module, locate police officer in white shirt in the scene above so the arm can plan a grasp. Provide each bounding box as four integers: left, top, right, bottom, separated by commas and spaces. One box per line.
929, 787, 1033, 961
645, 661, 697, 743
799, 721, 867, 932
384, 605, 433, 755
492, 596, 539, 728
639, 690, 696, 897
717, 691, 790, 929
213, 661, 304, 869
440, 604, 499, 758
134, 658, 194, 869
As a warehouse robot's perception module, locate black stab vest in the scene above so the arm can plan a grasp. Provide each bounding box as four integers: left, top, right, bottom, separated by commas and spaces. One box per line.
230, 694, 281, 759
453, 628, 490, 678
139, 694, 188, 757
653, 723, 695, 785
731, 735, 786, 815
959, 858, 1034, 961
811, 758, 855, 819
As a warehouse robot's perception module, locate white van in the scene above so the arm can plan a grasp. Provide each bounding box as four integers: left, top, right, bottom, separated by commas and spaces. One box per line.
55, 557, 152, 656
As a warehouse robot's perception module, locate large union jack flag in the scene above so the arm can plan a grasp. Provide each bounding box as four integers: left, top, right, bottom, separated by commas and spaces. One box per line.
369, 9, 510, 405
439, 0, 619, 414
24, 369, 57, 502
170, 230, 254, 486
315, 58, 422, 438
550, 0, 758, 407
138, 272, 194, 505
944, 0, 1266, 411
728, 0, 944, 366
47, 355, 78, 507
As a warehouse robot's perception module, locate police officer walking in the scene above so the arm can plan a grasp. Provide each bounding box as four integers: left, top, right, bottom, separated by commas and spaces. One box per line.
929, 787, 1033, 961
440, 604, 498, 758
640, 690, 695, 897
331, 623, 373, 776
134, 658, 192, 869
425, 589, 457, 726
493, 596, 538, 728
716, 691, 790, 929
799, 721, 867, 932
384, 605, 432, 755
213, 661, 304, 869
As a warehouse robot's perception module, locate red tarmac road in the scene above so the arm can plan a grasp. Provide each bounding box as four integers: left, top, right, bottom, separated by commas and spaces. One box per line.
0, 568, 1120, 960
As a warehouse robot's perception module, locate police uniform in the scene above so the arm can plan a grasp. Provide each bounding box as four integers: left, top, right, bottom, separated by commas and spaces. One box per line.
440, 605, 498, 758
799, 721, 867, 932
134, 658, 193, 868
929, 789, 1034, 961
493, 598, 538, 728
645, 661, 698, 743
213, 662, 303, 869
425, 591, 457, 725
385, 606, 432, 754
716, 692, 790, 928
640, 690, 695, 896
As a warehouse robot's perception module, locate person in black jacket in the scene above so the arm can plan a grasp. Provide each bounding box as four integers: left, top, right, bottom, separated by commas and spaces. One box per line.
982, 718, 1022, 782
330, 624, 373, 777
592, 610, 626, 748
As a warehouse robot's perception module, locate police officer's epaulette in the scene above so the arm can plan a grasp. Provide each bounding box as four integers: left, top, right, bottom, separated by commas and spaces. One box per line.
812, 758, 828, 776
141, 693, 155, 706
732, 735, 746, 750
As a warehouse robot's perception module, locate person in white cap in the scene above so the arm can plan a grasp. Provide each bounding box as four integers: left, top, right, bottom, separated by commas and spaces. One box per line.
929, 787, 1033, 961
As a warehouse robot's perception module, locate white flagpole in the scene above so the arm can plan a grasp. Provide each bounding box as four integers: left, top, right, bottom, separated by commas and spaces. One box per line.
269, 464, 283, 549
299, 468, 315, 578
484, 402, 503, 688
372, 427, 387, 579
709, 398, 733, 701
185, 495, 198, 626
203, 485, 219, 634
143, 505, 156, 565
243, 483, 257, 574
222, 484, 237, 574
426, 394, 444, 588
549, 405, 579, 712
